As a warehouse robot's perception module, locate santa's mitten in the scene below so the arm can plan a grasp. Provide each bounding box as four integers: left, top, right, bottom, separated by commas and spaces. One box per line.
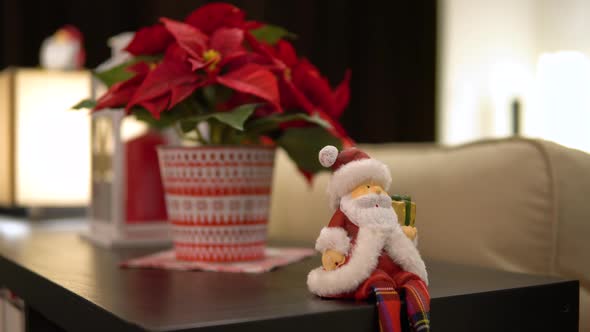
401, 226, 419, 246
321, 249, 346, 271
315, 226, 350, 271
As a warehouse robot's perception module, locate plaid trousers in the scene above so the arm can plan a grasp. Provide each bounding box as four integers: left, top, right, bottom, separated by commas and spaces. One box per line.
369, 271, 431, 332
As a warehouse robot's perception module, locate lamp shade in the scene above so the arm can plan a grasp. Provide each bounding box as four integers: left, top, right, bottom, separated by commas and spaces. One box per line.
0, 68, 91, 207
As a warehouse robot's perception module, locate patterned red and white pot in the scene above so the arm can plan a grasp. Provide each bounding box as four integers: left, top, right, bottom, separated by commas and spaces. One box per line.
157, 146, 276, 262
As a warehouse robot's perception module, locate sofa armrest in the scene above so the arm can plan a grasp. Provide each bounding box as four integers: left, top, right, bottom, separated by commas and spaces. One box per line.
537, 140, 590, 291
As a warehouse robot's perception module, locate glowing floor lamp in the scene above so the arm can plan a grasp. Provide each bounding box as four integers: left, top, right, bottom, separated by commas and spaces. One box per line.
0, 68, 91, 208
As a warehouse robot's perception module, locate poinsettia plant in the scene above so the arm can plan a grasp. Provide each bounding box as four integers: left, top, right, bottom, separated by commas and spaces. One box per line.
75, 2, 353, 180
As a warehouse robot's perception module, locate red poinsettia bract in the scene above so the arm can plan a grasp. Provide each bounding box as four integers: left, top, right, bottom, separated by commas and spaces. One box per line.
125, 24, 173, 56
99, 15, 283, 119
125, 46, 205, 117
94, 62, 152, 110
250, 38, 352, 145
85, 2, 357, 181
94, 1, 353, 154
184, 2, 261, 34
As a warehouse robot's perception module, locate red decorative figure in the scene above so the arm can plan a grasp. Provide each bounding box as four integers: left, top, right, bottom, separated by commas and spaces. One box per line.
308, 145, 431, 332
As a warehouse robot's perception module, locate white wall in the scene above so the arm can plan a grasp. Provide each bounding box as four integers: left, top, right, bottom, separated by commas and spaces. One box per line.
535, 0, 590, 54
437, 0, 536, 144
438, 0, 590, 151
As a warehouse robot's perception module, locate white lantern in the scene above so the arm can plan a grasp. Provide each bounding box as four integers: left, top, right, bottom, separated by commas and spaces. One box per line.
82, 32, 174, 246
83, 106, 173, 247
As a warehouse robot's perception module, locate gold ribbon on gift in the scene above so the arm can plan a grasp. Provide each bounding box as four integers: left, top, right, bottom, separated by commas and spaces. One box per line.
391, 194, 416, 227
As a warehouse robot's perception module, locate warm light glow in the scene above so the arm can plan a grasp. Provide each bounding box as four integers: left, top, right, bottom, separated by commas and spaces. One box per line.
526, 51, 590, 152
487, 60, 532, 136
0, 219, 30, 238
15, 69, 91, 206
121, 116, 148, 142
0, 71, 12, 205
439, 0, 590, 149
437, 0, 536, 144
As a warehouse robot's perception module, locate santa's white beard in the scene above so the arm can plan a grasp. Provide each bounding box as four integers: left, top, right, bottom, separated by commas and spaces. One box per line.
340, 193, 398, 230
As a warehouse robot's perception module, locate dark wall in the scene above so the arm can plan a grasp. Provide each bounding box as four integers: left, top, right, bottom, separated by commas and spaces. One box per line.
0, 0, 436, 143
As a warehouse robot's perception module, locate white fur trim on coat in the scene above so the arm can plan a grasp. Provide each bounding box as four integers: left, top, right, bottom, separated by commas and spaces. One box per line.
307, 227, 386, 297
315, 227, 351, 254
307, 226, 428, 297
327, 158, 392, 210
385, 227, 428, 284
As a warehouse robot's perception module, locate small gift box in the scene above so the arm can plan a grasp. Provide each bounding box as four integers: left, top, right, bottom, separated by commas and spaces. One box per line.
391, 194, 416, 227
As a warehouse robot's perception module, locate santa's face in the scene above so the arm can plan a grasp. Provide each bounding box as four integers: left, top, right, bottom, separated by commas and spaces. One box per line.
340, 182, 398, 229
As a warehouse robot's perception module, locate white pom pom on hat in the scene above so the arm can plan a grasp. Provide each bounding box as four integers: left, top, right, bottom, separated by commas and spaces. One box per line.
319, 145, 339, 168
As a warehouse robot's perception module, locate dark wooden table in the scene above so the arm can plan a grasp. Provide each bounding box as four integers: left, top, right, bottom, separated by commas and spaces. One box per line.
0, 219, 579, 332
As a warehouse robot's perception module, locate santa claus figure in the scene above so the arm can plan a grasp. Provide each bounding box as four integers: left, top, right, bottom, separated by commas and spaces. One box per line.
307, 145, 430, 332
40, 25, 85, 70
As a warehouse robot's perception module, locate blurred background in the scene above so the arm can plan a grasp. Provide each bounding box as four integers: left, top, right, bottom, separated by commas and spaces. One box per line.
1, 0, 589, 210
0, 0, 437, 143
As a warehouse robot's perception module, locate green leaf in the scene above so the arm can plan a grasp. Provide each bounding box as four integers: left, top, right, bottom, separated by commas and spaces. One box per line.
186, 104, 258, 131
250, 24, 296, 45
132, 108, 165, 129
276, 126, 343, 174
202, 85, 216, 106
71, 99, 96, 110
245, 112, 331, 135
180, 120, 198, 133
94, 55, 160, 87
131, 108, 181, 130
201, 85, 233, 107
95, 62, 134, 87
130, 97, 204, 130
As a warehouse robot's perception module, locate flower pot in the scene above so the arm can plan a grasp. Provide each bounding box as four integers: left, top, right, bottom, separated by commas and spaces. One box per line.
157, 146, 276, 262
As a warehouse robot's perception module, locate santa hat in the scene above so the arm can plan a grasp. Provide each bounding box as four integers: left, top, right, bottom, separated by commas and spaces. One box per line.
60, 25, 83, 43
52, 25, 85, 69
319, 145, 392, 210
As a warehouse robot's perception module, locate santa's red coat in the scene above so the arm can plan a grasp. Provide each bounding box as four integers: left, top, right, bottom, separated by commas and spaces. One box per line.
334, 209, 423, 299
307, 209, 428, 300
